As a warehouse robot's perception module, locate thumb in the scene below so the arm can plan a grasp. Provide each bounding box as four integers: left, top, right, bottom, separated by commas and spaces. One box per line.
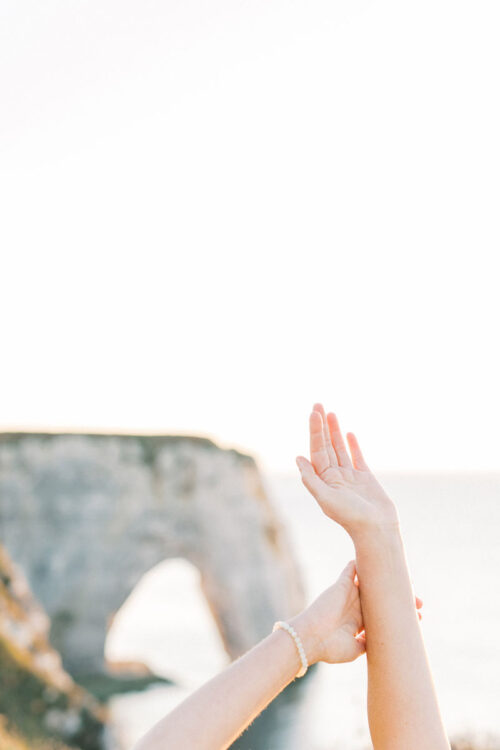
339, 559, 357, 582
296, 455, 326, 499
340, 560, 356, 579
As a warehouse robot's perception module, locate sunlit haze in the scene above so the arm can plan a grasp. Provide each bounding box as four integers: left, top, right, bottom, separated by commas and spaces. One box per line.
1, 0, 499, 474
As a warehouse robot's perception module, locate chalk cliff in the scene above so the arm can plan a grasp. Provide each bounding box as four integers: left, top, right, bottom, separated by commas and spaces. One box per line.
0, 433, 305, 677
0, 543, 105, 749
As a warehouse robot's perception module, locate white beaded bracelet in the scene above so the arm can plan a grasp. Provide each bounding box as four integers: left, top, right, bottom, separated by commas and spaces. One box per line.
272, 620, 309, 677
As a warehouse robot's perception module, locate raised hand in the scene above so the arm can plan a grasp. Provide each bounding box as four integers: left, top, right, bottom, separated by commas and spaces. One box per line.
296, 406, 450, 750
296, 403, 400, 538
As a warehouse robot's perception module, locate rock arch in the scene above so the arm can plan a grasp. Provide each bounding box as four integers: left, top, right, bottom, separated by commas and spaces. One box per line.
105, 556, 228, 681
0, 433, 304, 677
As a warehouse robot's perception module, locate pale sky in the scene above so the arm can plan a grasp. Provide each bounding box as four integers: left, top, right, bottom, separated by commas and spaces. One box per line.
1, 0, 499, 474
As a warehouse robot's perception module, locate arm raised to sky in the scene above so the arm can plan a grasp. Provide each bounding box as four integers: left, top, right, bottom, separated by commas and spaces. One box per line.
296, 404, 450, 750
133, 560, 365, 750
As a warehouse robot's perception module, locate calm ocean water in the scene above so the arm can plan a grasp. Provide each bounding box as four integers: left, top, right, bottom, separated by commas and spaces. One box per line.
105, 472, 500, 749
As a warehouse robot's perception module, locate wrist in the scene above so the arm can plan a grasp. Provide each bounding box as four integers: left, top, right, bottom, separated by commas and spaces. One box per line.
352, 523, 407, 577
349, 519, 402, 549
287, 612, 322, 667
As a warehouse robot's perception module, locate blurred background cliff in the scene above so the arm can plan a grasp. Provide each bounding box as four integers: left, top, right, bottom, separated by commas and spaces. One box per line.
1, 0, 499, 748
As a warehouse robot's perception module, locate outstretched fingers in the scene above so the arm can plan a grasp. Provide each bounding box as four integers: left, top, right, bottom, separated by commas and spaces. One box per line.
346, 432, 370, 471
327, 412, 352, 468
309, 410, 331, 475
313, 403, 339, 468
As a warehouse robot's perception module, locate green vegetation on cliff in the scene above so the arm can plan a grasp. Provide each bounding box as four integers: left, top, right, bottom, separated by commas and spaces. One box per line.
0, 714, 71, 750
0, 546, 105, 750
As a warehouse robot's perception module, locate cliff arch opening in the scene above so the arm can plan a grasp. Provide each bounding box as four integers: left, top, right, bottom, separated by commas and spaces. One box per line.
105, 557, 229, 685
0, 432, 304, 680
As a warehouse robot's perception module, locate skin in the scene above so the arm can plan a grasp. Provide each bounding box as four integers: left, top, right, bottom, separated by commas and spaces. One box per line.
133, 404, 429, 750
296, 403, 450, 750
133, 561, 366, 750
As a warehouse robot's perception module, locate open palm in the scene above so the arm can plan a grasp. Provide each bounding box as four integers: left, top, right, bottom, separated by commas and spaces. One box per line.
296, 403, 400, 536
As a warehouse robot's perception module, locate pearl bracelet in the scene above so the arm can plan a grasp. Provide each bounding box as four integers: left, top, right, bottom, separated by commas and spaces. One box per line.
272, 620, 309, 677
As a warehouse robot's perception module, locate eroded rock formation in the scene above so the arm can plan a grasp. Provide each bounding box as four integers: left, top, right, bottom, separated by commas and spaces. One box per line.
0, 543, 105, 749
0, 433, 304, 677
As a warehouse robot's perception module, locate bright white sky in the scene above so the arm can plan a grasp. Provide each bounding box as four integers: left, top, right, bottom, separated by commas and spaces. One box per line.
1, 0, 499, 474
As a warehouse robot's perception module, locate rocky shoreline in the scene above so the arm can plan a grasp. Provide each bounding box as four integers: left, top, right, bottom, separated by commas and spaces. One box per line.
0, 544, 105, 749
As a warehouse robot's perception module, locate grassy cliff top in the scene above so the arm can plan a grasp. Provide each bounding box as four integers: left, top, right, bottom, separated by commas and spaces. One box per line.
0, 430, 255, 464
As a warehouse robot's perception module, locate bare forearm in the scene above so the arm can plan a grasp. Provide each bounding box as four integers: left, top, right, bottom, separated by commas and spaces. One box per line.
133, 554, 366, 750
133, 628, 304, 750
353, 526, 449, 750
297, 404, 450, 749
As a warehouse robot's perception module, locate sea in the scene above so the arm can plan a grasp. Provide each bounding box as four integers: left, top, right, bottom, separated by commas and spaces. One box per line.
104, 472, 500, 750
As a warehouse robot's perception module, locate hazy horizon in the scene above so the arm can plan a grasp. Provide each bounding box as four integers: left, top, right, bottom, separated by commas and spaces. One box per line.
2, 0, 499, 476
